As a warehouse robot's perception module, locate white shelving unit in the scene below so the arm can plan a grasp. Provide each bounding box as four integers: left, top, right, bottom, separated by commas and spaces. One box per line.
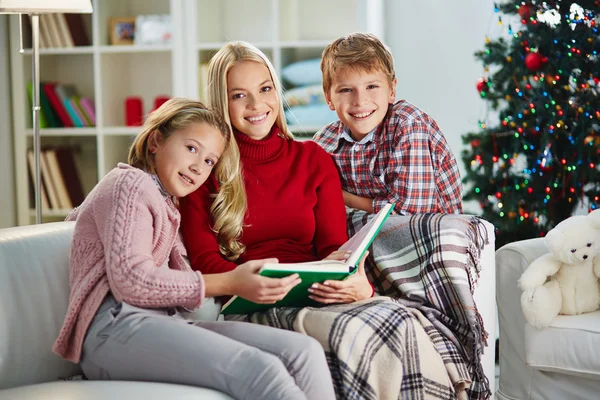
9, 0, 383, 225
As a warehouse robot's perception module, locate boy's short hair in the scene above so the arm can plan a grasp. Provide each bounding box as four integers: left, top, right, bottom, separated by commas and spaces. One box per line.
321, 32, 396, 94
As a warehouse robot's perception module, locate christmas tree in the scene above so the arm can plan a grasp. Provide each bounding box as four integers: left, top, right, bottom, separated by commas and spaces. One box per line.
462, 0, 600, 248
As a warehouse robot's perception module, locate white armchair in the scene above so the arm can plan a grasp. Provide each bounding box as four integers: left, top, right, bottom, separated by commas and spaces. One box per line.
496, 238, 600, 400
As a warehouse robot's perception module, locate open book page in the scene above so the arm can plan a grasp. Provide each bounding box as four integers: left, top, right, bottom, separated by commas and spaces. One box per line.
340, 203, 394, 266
220, 203, 394, 315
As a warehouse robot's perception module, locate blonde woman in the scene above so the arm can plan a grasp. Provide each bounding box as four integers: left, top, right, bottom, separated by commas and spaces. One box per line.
52, 98, 335, 400
180, 42, 374, 304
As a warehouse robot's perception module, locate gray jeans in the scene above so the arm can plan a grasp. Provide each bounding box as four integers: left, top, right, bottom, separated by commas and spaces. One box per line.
80, 295, 335, 400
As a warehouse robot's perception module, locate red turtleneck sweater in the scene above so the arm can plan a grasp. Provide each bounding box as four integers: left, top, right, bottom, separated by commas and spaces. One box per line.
180, 128, 348, 274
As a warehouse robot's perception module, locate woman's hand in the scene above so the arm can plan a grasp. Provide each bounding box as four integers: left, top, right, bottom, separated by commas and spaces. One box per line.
308, 251, 372, 304
324, 249, 351, 261
229, 259, 301, 304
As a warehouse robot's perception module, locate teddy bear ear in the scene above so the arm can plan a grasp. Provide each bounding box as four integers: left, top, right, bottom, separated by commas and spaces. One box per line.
545, 227, 564, 252
587, 209, 600, 230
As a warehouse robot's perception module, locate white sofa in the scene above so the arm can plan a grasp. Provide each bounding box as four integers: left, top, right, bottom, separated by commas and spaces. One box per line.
496, 238, 600, 400
0, 222, 232, 400
0, 220, 497, 399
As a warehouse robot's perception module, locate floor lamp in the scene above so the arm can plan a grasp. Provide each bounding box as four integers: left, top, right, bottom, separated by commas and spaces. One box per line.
0, 0, 92, 224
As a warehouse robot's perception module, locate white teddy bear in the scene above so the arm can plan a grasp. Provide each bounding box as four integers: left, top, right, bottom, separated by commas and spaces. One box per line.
519, 209, 600, 329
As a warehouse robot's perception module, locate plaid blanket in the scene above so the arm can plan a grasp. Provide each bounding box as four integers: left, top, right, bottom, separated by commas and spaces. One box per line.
348, 211, 491, 400
227, 212, 491, 400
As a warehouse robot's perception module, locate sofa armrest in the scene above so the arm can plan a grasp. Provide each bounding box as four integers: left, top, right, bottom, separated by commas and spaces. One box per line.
495, 237, 549, 398
471, 219, 496, 395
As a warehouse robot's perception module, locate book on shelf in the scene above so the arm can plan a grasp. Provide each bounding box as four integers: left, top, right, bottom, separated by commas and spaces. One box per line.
38, 149, 60, 209
54, 14, 75, 48
44, 13, 63, 48
42, 82, 73, 127
23, 13, 89, 49
26, 147, 86, 211
55, 84, 85, 127
220, 203, 394, 315
44, 149, 73, 210
54, 147, 86, 207
64, 14, 90, 46
78, 97, 96, 126
198, 63, 209, 103
26, 150, 50, 211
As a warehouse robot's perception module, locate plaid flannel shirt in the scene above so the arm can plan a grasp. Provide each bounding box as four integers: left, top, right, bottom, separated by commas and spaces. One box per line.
313, 100, 463, 215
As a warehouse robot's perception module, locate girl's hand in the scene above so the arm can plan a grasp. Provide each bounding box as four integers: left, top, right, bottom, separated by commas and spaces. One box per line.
308, 251, 372, 304
230, 259, 301, 304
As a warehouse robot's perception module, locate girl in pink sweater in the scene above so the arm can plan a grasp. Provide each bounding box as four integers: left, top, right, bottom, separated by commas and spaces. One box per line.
52, 98, 335, 400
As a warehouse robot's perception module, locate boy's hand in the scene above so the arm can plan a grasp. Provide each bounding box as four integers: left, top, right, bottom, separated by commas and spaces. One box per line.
230, 259, 301, 304
308, 251, 372, 304
343, 190, 374, 213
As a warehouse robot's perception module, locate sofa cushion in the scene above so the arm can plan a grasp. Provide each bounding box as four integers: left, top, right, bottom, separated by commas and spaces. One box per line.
525, 310, 600, 379
0, 380, 233, 399
0, 222, 81, 390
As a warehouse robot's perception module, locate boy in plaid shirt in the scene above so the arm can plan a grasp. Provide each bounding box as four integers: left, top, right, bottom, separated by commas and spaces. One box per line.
313, 33, 462, 215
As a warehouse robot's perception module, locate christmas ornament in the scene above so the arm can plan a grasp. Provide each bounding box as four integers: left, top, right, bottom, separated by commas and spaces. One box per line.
477, 78, 488, 92
525, 52, 544, 71
518, 4, 534, 22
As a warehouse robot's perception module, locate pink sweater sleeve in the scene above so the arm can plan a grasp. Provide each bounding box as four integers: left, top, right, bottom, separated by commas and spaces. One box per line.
98, 174, 204, 310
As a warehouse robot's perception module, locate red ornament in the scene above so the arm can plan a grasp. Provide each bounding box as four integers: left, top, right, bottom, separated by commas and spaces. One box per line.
525, 52, 544, 71
476, 78, 488, 92
518, 4, 534, 22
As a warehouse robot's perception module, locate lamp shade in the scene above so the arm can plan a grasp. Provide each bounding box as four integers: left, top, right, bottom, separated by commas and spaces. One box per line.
0, 0, 92, 14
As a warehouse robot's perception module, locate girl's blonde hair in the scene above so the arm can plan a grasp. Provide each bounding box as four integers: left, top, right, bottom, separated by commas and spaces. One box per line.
128, 97, 246, 260
207, 41, 294, 140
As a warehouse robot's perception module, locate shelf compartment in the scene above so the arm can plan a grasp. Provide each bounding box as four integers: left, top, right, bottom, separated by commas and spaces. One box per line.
99, 52, 173, 127
196, 0, 273, 44
103, 134, 135, 174
97, 0, 171, 46
279, 0, 359, 42
25, 135, 98, 212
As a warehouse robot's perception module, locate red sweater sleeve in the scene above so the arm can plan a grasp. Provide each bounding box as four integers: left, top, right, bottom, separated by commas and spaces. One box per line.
179, 178, 238, 274
310, 142, 348, 259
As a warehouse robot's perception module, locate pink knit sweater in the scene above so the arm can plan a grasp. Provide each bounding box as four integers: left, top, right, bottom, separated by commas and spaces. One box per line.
53, 164, 205, 363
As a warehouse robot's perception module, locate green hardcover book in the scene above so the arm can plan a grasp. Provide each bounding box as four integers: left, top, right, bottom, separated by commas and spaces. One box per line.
220, 203, 394, 315
26, 82, 48, 128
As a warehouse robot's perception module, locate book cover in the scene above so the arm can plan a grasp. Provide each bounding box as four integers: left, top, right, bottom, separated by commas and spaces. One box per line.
43, 14, 62, 48
54, 147, 86, 207
220, 203, 394, 315
26, 82, 48, 128
64, 14, 91, 46
54, 14, 75, 48
55, 84, 84, 127
79, 97, 96, 126
26, 150, 49, 211
39, 150, 60, 209
45, 149, 74, 210
43, 82, 73, 127
69, 98, 89, 127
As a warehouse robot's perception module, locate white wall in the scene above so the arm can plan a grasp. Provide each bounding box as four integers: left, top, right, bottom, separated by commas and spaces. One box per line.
385, 0, 497, 214
0, 15, 16, 227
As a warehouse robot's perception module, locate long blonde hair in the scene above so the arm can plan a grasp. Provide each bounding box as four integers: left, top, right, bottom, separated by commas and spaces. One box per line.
128, 97, 245, 260
207, 41, 294, 140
